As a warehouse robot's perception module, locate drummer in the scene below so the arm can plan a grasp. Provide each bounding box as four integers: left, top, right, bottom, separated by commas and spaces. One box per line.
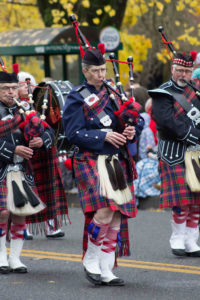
17, 71, 68, 239
18, 71, 36, 95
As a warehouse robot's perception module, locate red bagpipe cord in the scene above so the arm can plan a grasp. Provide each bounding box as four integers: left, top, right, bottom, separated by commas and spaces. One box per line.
161, 34, 174, 61
72, 20, 91, 58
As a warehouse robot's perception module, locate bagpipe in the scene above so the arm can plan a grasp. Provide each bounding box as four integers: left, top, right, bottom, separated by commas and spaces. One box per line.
69, 14, 142, 130
33, 79, 73, 152
14, 83, 49, 143
0, 58, 48, 142
158, 26, 200, 191
68, 15, 145, 185
158, 26, 200, 98
0, 59, 73, 152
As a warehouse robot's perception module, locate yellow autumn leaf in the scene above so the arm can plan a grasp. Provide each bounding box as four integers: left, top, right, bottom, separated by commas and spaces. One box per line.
148, 1, 155, 7
82, 0, 90, 9
92, 18, 100, 25
104, 5, 111, 13
96, 9, 102, 15
176, 2, 185, 11
109, 9, 116, 17
156, 1, 164, 12
82, 22, 89, 26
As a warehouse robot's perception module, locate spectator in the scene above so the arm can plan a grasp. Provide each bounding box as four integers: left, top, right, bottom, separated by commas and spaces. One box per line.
138, 112, 155, 160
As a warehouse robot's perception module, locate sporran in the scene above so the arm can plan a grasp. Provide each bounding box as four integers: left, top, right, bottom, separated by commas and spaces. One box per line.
185, 145, 200, 192
97, 155, 132, 205
7, 171, 46, 216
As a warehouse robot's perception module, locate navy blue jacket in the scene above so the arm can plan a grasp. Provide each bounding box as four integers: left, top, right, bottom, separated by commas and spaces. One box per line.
62, 81, 144, 155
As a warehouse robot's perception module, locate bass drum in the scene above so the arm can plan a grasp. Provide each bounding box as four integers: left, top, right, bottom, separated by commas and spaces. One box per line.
33, 80, 74, 152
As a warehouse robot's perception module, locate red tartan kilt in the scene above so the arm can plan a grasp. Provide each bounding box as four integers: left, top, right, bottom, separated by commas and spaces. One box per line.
26, 145, 68, 224
159, 160, 200, 208
73, 151, 137, 218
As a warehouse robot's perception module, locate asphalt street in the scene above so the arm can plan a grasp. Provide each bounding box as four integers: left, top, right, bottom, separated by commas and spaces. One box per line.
1, 206, 200, 300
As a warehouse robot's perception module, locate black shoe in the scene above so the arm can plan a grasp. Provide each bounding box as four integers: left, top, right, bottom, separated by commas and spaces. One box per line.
46, 229, 65, 238
26, 234, 33, 241
186, 250, 200, 257
172, 249, 186, 256
0, 266, 10, 274
84, 267, 102, 285
101, 278, 125, 286
11, 267, 28, 274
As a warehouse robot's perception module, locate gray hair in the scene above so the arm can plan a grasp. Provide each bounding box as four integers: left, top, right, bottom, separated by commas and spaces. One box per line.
172, 65, 193, 72
81, 63, 92, 71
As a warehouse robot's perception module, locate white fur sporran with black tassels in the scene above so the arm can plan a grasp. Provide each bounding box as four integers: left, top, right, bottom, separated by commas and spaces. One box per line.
185, 145, 200, 192
6, 171, 46, 216
97, 155, 132, 205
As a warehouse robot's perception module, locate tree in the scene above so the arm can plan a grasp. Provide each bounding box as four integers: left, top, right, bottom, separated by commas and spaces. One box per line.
0, 0, 200, 88
36, 0, 127, 29
0, 0, 43, 31
36, 0, 200, 87
121, 0, 200, 87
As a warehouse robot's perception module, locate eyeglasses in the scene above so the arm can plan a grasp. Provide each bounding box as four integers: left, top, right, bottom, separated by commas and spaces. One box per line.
0, 86, 18, 91
175, 69, 193, 74
89, 68, 107, 74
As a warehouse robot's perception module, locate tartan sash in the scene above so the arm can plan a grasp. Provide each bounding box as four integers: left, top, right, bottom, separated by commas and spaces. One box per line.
82, 87, 111, 121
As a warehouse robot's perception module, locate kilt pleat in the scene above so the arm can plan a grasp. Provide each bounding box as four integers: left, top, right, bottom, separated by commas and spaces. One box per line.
26, 145, 69, 225
0, 178, 9, 210
73, 152, 137, 218
159, 160, 200, 208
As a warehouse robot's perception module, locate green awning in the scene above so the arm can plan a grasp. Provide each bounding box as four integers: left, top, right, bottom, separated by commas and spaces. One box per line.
0, 27, 122, 56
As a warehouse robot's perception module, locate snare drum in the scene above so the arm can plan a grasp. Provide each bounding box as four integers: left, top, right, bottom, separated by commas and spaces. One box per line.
33, 80, 73, 152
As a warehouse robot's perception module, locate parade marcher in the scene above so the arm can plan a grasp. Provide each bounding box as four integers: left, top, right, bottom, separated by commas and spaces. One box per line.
0, 71, 54, 274
17, 71, 68, 239
149, 52, 200, 257
63, 44, 144, 286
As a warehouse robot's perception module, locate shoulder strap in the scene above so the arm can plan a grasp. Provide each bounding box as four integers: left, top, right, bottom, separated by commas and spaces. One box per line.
168, 87, 200, 125
167, 88, 192, 112
78, 87, 112, 127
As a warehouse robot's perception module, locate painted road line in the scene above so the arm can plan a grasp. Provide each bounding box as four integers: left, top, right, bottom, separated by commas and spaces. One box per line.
8, 248, 200, 275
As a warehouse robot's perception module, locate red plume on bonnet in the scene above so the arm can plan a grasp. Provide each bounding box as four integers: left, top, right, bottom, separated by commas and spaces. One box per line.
97, 43, 106, 55
190, 51, 197, 62
12, 64, 19, 74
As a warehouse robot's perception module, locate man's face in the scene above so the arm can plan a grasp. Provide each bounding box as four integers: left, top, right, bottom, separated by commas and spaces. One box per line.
171, 65, 193, 87
18, 82, 28, 98
0, 83, 19, 107
82, 64, 107, 90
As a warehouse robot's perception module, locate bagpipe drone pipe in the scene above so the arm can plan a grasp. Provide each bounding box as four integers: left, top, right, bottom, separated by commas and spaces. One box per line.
69, 14, 142, 130
0, 58, 74, 153
158, 26, 200, 189
68, 15, 144, 182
